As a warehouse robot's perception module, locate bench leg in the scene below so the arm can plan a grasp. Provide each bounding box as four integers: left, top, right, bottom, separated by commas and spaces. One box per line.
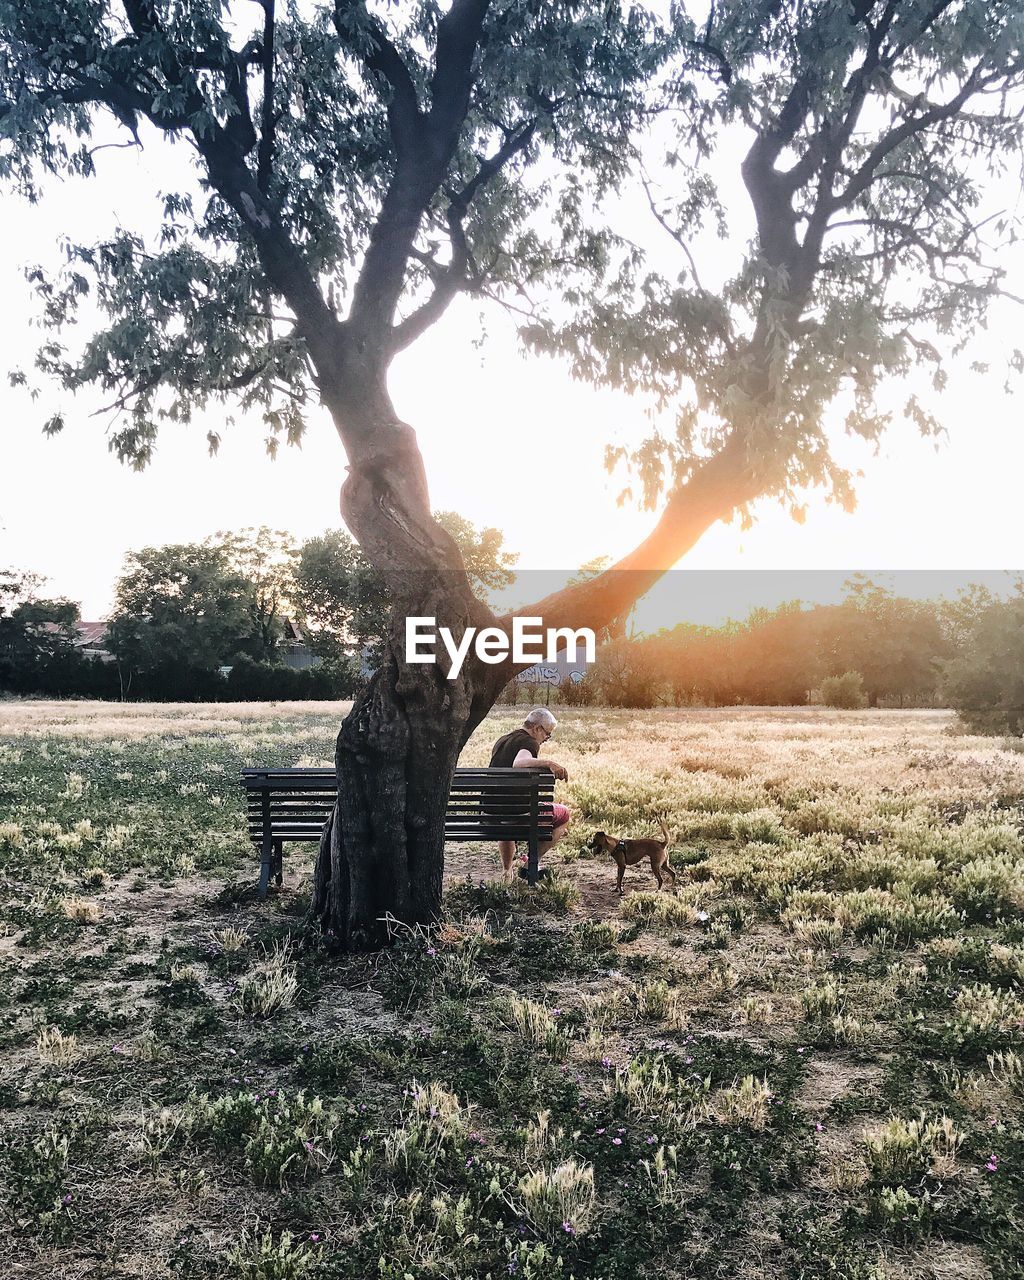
258, 835, 273, 899
527, 832, 539, 887
273, 839, 283, 887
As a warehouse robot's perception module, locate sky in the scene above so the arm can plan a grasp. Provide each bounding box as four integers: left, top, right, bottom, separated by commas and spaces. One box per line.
2, 67, 1022, 632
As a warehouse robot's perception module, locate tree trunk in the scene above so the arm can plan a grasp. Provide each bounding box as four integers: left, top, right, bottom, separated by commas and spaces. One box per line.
311, 651, 467, 949
309, 523, 503, 942
308, 389, 500, 945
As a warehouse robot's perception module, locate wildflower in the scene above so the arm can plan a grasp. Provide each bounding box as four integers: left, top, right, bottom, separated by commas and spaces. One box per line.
815, 1122, 823, 1132
309, 1233, 321, 1243
561, 1221, 576, 1235
596, 1128, 605, 1135
426, 947, 437, 957
612, 1137, 622, 1146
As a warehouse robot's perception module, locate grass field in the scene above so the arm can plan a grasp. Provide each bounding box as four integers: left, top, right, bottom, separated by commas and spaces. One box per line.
1, 701, 1023, 1280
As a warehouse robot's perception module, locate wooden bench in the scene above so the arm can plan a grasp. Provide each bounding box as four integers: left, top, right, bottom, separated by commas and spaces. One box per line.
242, 766, 556, 896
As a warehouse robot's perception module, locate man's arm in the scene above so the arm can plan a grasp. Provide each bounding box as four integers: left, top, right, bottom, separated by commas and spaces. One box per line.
512, 748, 568, 781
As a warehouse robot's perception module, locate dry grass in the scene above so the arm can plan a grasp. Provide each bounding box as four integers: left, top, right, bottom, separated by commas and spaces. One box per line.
1, 700, 1022, 1279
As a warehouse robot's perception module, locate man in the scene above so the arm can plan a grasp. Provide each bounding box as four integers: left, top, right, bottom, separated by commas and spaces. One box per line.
489, 706, 571, 880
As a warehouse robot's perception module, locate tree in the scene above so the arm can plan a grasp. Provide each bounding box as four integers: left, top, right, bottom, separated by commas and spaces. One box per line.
212, 527, 298, 662
590, 635, 663, 707
3, 2, 1023, 947
0, 569, 83, 691
817, 579, 949, 706
1, 0, 658, 946
290, 529, 384, 670
942, 586, 1024, 734
644, 622, 738, 706
730, 602, 823, 706
433, 511, 517, 597
107, 542, 258, 691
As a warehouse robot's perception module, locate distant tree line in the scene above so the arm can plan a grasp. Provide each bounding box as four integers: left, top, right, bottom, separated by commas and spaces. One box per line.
0, 516, 515, 702
3, 551, 1022, 734
548, 578, 1024, 735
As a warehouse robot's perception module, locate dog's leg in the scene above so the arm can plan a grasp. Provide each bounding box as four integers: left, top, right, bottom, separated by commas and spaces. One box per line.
616, 857, 625, 895
652, 858, 663, 889
662, 859, 677, 887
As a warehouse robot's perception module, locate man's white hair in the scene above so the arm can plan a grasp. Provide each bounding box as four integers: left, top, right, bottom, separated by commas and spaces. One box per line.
524, 707, 557, 730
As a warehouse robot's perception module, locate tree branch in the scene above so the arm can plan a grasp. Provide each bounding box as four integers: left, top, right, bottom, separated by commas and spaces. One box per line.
502, 434, 762, 655
452, 116, 537, 213
427, 0, 491, 155
333, 0, 423, 160
256, 0, 276, 193
390, 235, 468, 354
389, 115, 539, 353
832, 61, 1023, 211
346, 0, 491, 349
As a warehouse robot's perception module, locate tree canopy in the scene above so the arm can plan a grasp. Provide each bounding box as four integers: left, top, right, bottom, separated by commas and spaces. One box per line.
1, 0, 658, 469
528, 0, 1024, 529
106, 540, 260, 678
0, 569, 82, 689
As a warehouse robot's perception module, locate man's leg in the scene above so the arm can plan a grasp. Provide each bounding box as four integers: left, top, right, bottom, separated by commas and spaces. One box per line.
538, 817, 570, 859
525, 805, 572, 872
498, 839, 517, 881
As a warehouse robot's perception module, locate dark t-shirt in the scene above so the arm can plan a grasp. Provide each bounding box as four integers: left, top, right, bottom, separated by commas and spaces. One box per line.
489, 728, 538, 769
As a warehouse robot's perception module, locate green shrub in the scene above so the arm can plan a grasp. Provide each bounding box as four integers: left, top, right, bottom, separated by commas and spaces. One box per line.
819, 671, 868, 709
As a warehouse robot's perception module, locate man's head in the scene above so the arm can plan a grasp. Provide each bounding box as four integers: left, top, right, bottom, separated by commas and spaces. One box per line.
524, 706, 557, 744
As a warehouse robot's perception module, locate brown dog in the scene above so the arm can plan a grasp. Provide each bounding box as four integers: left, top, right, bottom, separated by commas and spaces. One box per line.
587, 819, 676, 894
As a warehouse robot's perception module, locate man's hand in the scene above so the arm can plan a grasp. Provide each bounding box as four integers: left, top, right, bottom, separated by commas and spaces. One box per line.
551, 763, 569, 781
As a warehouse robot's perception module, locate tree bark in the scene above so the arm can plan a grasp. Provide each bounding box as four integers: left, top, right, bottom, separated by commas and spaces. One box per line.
310, 564, 495, 948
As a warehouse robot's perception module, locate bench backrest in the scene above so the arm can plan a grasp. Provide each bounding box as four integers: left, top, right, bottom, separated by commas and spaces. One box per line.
242, 767, 555, 842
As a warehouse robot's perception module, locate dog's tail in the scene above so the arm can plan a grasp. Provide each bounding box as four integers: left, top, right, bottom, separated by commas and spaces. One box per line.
658, 816, 671, 846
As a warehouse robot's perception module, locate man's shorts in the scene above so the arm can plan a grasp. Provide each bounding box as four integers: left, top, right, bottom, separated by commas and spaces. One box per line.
552, 803, 571, 828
